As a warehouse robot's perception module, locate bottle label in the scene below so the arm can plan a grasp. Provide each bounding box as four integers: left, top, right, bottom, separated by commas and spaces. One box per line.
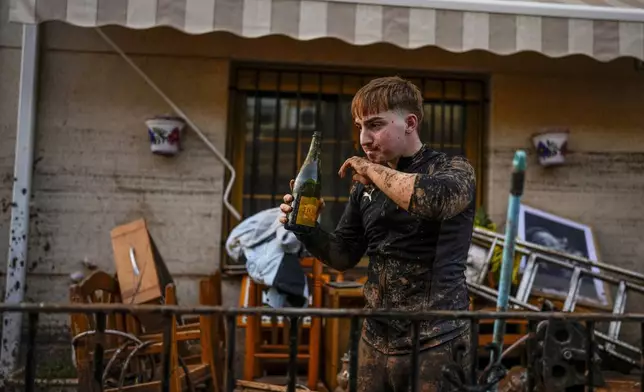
295, 196, 319, 227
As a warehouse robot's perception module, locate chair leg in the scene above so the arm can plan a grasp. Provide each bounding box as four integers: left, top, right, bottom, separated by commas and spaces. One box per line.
307, 258, 323, 390
164, 284, 182, 392
200, 278, 222, 392
244, 279, 259, 380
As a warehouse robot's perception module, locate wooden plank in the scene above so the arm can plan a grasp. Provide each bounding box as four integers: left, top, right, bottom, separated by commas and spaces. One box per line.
236, 380, 290, 391
110, 218, 161, 305
235, 379, 328, 392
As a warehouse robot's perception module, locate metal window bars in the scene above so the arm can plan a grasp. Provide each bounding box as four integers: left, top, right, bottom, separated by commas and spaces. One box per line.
235, 71, 476, 215
3, 303, 644, 392
469, 225, 644, 369
222, 66, 487, 273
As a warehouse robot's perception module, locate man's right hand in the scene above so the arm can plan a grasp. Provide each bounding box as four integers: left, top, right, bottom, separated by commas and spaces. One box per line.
279, 179, 325, 225
278, 180, 296, 225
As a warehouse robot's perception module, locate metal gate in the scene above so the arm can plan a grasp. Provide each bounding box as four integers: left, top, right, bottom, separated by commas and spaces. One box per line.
3, 303, 643, 392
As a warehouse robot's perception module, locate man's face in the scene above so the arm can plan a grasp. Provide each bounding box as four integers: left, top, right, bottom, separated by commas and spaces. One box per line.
355, 110, 409, 164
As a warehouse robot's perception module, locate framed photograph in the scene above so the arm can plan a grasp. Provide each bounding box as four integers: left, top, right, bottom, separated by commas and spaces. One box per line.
518, 204, 610, 308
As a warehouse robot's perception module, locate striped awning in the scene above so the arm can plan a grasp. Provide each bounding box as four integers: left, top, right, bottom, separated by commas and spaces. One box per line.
9, 0, 644, 62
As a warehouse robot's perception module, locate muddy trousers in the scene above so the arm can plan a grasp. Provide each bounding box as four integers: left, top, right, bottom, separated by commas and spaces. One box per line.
356, 331, 471, 392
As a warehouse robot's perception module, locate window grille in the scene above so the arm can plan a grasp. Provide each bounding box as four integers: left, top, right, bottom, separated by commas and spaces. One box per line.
223, 65, 488, 272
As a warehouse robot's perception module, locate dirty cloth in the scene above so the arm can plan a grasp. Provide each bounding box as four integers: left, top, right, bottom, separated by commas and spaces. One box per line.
293, 145, 476, 354
357, 329, 471, 392
226, 207, 309, 308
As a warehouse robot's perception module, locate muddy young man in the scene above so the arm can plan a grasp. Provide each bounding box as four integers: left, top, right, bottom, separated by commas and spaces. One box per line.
279, 76, 476, 391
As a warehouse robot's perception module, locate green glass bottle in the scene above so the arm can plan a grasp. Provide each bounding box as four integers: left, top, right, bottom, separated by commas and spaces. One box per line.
285, 131, 322, 234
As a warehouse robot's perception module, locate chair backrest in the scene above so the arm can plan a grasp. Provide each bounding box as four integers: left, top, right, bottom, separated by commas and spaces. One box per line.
69, 270, 134, 347
69, 270, 145, 391
69, 271, 225, 392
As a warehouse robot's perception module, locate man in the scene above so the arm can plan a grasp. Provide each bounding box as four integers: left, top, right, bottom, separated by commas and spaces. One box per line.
279, 76, 476, 391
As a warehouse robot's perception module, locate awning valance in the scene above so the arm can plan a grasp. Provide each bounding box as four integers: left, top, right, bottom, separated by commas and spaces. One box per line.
9, 0, 644, 62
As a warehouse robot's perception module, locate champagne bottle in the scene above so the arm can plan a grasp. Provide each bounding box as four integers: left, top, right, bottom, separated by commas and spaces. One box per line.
285, 131, 322, 234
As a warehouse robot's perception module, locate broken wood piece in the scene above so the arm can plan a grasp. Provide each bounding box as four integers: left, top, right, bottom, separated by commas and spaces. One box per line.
235, 379, 311, 391
110, 218, 162, 305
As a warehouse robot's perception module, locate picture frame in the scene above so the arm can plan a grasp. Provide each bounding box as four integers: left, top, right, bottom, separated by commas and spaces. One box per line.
517, 204, 610, 309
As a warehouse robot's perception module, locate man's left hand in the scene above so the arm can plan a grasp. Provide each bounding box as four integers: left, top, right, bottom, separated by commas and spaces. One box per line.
339, 156, 373, 185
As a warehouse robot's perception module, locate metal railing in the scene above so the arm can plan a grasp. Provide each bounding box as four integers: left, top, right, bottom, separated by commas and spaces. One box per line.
2, 303, 644, 392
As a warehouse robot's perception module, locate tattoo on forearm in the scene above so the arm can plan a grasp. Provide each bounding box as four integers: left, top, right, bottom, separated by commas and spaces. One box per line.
409, 156, 475, 220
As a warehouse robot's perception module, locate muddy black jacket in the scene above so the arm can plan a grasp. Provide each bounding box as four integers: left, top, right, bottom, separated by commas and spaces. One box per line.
294, 145, 476, 354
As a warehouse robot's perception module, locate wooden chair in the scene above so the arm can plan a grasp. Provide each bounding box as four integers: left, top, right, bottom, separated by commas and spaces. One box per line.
133, 274, 225, 392
69, 270, 224, 392
242, 257, 324, 390
69, 270, 143, 391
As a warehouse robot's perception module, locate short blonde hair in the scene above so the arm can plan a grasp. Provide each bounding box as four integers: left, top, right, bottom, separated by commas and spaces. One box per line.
351, 76, 424, 123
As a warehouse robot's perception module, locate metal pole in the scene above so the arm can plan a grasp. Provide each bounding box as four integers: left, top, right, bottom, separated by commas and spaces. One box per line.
0, 23, 40, 386
491, 150, 527, 357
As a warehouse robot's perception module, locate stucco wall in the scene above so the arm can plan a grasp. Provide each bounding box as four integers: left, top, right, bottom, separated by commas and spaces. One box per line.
488, 75, 644, 276
487, 72, 644, 341
0, 14, 234, 326
1, 5, 644, 331
28, 50, 229, 309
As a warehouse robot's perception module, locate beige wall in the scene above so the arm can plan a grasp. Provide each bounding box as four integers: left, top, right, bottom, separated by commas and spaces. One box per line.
0, 11, 235, 324
1, 0, 644, 331
489, 75, 644, 274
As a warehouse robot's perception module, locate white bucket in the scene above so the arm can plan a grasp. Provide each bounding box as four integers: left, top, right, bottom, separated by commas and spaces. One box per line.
532, 129, 569, 166
145, 116, 186, 156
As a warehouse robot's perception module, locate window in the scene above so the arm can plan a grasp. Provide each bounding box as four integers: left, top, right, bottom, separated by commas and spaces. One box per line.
223, 65, 487, 272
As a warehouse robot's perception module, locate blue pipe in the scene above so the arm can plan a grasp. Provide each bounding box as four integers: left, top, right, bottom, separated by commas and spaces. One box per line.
492, 150, 527, 357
